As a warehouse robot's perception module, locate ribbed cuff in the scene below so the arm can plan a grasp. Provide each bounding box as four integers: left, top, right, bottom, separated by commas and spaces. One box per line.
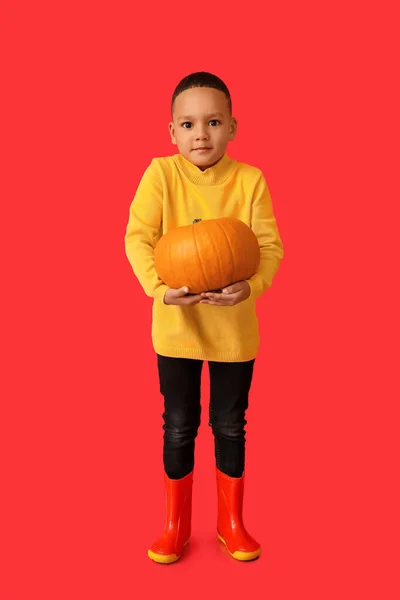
153, 284, 169, 303
246, 274, 264, 299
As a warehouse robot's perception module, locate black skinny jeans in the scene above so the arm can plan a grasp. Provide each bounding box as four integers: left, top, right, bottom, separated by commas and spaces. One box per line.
157, 354, 255, 479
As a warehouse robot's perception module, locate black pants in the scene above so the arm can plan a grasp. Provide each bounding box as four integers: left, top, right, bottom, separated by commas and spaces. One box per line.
157, 354, 255, 480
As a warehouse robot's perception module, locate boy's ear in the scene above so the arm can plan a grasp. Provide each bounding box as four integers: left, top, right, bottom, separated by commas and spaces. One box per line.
169, 122, 177, 145
229, 117, 238, 141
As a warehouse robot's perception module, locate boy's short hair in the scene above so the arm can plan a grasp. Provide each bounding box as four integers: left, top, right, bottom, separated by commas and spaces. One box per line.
171, 72, 232, 115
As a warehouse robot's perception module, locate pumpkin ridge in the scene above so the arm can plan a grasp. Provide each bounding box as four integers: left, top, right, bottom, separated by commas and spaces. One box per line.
165, 239, 173, 287
192, 223, 210, 291
178, 234, 193, 291
215, 219, 236, 286
207, 223, 224, 291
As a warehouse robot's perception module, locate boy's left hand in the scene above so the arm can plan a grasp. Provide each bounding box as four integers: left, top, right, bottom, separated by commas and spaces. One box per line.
199, 281, 251, 306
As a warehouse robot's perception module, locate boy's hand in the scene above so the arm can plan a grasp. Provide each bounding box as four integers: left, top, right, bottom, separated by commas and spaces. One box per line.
164, 286, 202, 306
199, 281, 251, 306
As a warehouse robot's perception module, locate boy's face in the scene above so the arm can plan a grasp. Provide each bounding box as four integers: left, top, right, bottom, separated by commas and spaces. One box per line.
169, 87, 237, 170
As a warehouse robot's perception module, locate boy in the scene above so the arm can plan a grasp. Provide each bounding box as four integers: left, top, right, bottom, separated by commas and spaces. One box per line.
124, 72, 284, 563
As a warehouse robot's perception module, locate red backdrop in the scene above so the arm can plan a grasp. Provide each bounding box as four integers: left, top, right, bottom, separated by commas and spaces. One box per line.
1, 1, 399, 599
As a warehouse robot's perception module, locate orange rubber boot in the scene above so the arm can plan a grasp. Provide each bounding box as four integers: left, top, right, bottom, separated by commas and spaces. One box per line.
148, 470, 193, 564
216, 468, 262, 561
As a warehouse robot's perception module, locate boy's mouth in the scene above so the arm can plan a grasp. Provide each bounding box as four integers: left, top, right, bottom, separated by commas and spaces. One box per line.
193, 147, 213, 153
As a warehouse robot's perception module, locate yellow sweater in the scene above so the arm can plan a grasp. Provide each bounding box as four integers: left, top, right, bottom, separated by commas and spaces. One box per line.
124, 152, 284, 362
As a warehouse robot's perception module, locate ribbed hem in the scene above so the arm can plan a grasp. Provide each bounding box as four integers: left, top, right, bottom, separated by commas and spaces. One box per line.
153, 344, 258, 363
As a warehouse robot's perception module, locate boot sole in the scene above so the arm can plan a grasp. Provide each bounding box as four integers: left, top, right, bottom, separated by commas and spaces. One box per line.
148, 539, 190, 564
218, 533, 262, 561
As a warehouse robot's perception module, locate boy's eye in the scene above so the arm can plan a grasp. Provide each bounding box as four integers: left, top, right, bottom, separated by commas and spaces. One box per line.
181, 120, 220, 129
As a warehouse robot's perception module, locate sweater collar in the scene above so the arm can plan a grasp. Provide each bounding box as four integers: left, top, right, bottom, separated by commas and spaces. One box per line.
173, 152, 236, 186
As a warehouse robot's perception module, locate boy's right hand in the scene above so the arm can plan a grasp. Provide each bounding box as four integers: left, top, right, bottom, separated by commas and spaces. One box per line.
164, 287, 202, 306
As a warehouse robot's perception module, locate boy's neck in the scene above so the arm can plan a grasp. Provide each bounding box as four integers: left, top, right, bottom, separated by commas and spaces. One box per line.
174, 152, 236, 186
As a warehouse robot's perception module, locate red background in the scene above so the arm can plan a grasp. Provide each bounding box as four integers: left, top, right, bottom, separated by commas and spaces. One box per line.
1, 1, 399, 599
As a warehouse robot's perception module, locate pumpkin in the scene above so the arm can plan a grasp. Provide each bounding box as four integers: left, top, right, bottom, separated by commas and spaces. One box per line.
154, 217, 260, 293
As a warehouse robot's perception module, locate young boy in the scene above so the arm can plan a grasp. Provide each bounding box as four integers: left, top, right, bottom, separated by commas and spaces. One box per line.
124, 72, 284, 563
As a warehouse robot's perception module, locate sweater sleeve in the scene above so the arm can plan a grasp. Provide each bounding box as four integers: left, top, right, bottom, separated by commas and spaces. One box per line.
124, 159, 169, 302
246, 172, 284, 299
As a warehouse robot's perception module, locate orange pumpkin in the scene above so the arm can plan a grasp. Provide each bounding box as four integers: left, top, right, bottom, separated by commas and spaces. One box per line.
154, 217, 260, 293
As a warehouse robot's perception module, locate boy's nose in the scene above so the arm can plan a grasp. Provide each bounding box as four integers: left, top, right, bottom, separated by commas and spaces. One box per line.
195, 128, 209, 140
